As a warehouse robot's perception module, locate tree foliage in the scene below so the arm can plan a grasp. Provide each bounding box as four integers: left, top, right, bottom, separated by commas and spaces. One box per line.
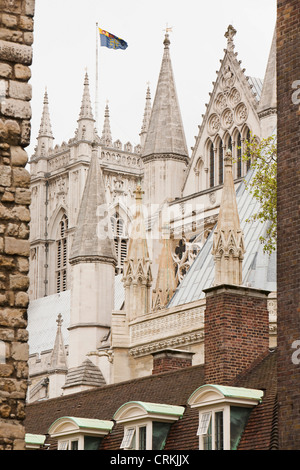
242, 134, 277, 255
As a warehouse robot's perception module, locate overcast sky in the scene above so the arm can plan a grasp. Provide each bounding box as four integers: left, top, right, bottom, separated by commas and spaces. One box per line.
28, 0, 276, 157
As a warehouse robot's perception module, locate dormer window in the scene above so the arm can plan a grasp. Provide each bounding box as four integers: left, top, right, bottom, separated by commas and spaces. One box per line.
113, 401, 185, 451
188, 385, 263, 450
48, 416, 114, 450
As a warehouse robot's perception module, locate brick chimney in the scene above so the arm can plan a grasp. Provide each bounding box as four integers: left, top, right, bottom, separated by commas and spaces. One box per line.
152, 349, 194, 375
203, 284, 270, 385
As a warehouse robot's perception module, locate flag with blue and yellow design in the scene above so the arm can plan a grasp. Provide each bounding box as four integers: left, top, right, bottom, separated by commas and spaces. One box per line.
99, 28, 128, 50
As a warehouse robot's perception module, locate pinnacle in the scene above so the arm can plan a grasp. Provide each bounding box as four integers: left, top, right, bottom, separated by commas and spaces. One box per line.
38, 87, 53, 138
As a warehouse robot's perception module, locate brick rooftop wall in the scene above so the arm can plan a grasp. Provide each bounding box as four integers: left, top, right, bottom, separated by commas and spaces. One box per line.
0, 0, 35, 450
277, 0, 300, 450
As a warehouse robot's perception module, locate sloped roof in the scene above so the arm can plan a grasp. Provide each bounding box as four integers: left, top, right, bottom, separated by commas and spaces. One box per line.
24, 350, 277, 450
169, 169, 276, 307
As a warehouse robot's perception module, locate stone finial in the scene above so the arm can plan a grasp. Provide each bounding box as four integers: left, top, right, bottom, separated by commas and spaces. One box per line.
78, 71, 94, 121
122, 184, 152, 320
38, 87, 53, 139
212, 148, 245, 285
49, 314, 67, 371
152, 224, 177, 311
225, 25, 237, 52
140, 84, 152, 148
101, 101, 112, 145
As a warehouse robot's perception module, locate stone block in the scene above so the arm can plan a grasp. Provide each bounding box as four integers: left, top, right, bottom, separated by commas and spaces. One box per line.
1, 98, 31, 119
10, 146, 28, 166
9, 81, 32, 101
0, 165, 11, 187
14, 64, 31, 81
0, 40, 32, 65
4, 237, 29, 256
0, 64, 12, 78
12, 167, 30, 187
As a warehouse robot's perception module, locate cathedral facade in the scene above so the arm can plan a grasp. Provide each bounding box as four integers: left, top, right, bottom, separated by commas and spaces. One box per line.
27, 25, 277, 402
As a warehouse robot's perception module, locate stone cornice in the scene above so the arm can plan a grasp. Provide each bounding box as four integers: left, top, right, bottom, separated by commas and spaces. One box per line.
142, 153, 189, 165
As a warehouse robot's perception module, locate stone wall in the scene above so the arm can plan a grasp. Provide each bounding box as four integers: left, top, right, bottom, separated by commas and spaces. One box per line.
0, 0, 35, 450
277, 0, 300, 450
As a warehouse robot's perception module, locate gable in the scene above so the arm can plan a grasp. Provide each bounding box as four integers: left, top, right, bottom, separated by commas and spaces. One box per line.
183, 34, 263, 196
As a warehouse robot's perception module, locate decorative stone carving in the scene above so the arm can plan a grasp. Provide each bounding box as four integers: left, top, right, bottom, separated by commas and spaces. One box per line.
208, 113, 221, 135
221, 65, 235, 90
235, 102, 248, 124
221, 108, 234, 129
229, 87, 241, 107
215, 93, 227, 114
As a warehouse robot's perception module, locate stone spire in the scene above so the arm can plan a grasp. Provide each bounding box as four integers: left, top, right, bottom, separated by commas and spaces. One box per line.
139, 84, 152, 149
49, 314, 67, 371
141, 33, 189, 204
69, 143, 116, 265
101, 101, 112, 146
36, 88, 54, 156
152, 225, 177, 311
142, 33, 188, 159
257, 27, 277, 137
122, 185, 152, 321
76, 71, 95, 141
212, 149, 245, 285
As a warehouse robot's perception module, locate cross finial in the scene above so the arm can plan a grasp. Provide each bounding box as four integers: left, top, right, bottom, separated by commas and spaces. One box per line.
56, 313, 63, 327
225, 25, 237, 52
163, 23, 173, 33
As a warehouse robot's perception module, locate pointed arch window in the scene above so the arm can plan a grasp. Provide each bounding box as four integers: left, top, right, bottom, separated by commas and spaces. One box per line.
56, 214, 68, 293
218, 140, 224, 185
111, 212, 128, 274
209, 141, 214, 188
237, 133, 242, 178
245, 128, 251, 172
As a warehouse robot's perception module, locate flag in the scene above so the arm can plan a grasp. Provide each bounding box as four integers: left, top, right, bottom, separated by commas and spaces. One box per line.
98, 28, 128, 50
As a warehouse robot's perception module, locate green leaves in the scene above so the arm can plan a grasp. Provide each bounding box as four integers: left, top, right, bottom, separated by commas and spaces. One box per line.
242, 134, 277, 255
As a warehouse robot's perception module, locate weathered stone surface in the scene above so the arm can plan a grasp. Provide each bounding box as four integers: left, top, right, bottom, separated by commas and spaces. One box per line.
14, 64, 31, 81
4, 237, 29, 256
1, 98, 31, 119
0, 40, 32, 65
0, 165, 11, 187
10, 146, 27, 166
0, 63, 12, 78
9, 81, 32, 101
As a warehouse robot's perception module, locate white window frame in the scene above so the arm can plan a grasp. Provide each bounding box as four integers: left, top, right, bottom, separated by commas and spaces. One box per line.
120, 421, 151, 450
188, 384, 264, 451
198, 406, 230, 450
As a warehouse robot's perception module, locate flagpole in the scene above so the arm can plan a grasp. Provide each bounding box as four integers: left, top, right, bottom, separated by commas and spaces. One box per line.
95, 22, 99, 132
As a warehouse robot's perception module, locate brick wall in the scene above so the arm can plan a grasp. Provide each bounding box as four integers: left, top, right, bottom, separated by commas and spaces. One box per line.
0, 0, 35, 450
203, 285, 269, 385
277, 0, 300, 450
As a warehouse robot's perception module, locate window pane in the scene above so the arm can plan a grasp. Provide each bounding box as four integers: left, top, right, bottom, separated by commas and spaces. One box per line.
121, 428, 135, 449
203, 420, 212, 450
198, 412, 211, 435
152, 422, 171, 450
215, 411, 223, 450
84, 436, 102, 450
139, 426, 147, 450
71, 440, 78, 450
230, 406, 251, 450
